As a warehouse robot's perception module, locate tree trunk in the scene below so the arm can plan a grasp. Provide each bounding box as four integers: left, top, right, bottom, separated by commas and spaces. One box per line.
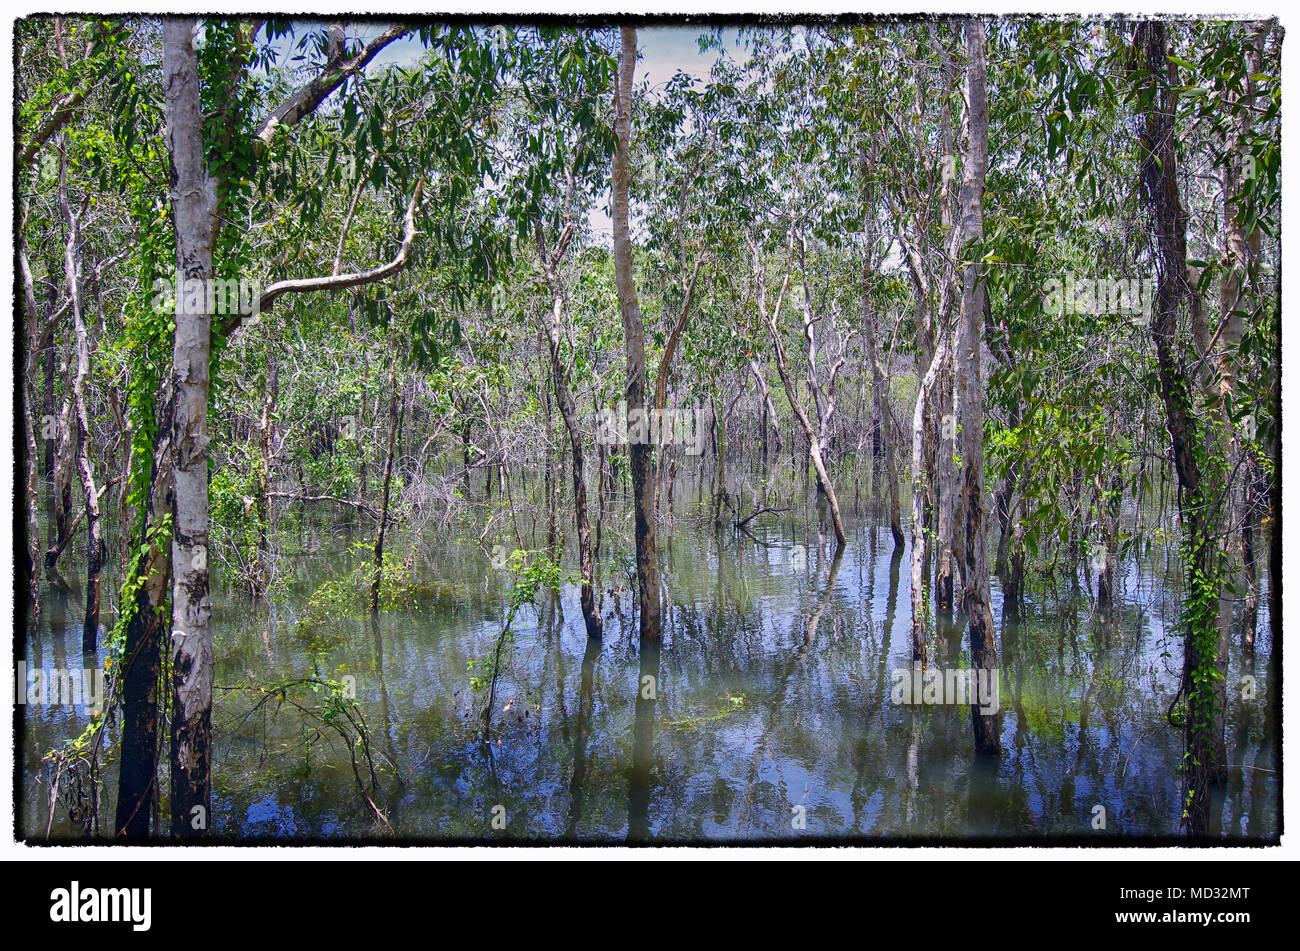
371, 353, 399, 614
543, 351, 560, 558
613, 26, 661, 642
115, 388, 175, 838
163, 18, 217, 837
1240, 475, 1258, 653
61, 164, 103, 649
1135, 20, 1229, 834
47, 346, 76, 577
749, 355, 782, 502
255, 337, 277, 596
958, 18, 1000, 756
538, 283, 602, 640
935, 349, 956, 615
18, 237, 46, 609
908, 332, 948, 664
43, 331, 57, 481
862, 272, 903, 549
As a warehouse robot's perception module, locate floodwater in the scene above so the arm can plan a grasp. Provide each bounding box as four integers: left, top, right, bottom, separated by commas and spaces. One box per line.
20, 489, 1279, 842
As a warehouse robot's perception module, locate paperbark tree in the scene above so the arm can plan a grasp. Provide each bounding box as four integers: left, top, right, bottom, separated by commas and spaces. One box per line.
1219, 22, 1269, 654
755, 228, 847, 549
17, 232, 50, 610
123, 19, 440, 837
957, 18, 1001, 755
893, 180, 964, 664
933, 26, 963, 618
859, 183, 904, 550
613, 26, 661, 641
162, 18, 217, 836
59, 145, 105, 649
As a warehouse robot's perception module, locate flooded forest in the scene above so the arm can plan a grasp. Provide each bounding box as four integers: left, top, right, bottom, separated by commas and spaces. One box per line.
15, 16, 1280, 843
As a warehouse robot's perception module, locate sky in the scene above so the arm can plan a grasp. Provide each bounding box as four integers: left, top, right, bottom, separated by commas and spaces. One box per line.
353, 21, 732, 82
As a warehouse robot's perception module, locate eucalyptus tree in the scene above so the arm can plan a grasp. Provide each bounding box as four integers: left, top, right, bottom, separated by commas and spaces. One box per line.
817, 24, 915, 550
15, 17, 134, 616
1000, 16, 1279, 829
942, 19, 1147, 634
637, 46, 737, 513
19, 14, 1281, 841
862, 23, 968, 661
1202, 21, 1279, 656
857, 162, 907, 552
637, 43, 783, 517
58, 137, 110, 649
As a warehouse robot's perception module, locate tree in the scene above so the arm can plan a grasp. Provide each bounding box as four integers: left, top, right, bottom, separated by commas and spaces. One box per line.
956, 18, 1000, 756
1133, 20, 1232, 835
613, 26, 661, 641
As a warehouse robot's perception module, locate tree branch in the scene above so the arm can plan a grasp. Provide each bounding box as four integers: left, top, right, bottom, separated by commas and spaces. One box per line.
254, 24, 411, 151
220, 177, 424, 337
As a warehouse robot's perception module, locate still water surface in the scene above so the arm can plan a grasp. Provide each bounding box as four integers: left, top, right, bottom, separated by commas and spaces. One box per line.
22, 501, 1278, 842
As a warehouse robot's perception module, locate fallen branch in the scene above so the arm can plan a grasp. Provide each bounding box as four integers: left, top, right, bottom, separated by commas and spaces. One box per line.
735, 505, 790, 529
267, 491, 380, 519
43, 481, 114, 568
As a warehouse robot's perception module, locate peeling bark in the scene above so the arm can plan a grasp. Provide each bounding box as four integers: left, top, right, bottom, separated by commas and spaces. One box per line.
163, 19, 216, 837
958, 18, 1000, 756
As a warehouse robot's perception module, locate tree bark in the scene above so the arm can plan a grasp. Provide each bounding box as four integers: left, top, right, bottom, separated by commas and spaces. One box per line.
935, 349, 957, 615
115, 387, 175, 838
958, 18, 1001, 756
163, 18, 217, 837
613, 26, 661, 642
909, 329, 949, 663
1134, 20, 1230, 833
60, 159, 104, 649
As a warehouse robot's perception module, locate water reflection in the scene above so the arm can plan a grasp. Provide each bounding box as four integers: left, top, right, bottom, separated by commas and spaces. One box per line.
628, 638, 660, 843
21, 499, 1280, 843
566, 632, 601, 839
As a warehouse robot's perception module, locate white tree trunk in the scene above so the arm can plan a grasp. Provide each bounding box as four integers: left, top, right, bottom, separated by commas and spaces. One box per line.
957, 18, 1000, 755
163, 17, 217, 835
614, 25, 661, 642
